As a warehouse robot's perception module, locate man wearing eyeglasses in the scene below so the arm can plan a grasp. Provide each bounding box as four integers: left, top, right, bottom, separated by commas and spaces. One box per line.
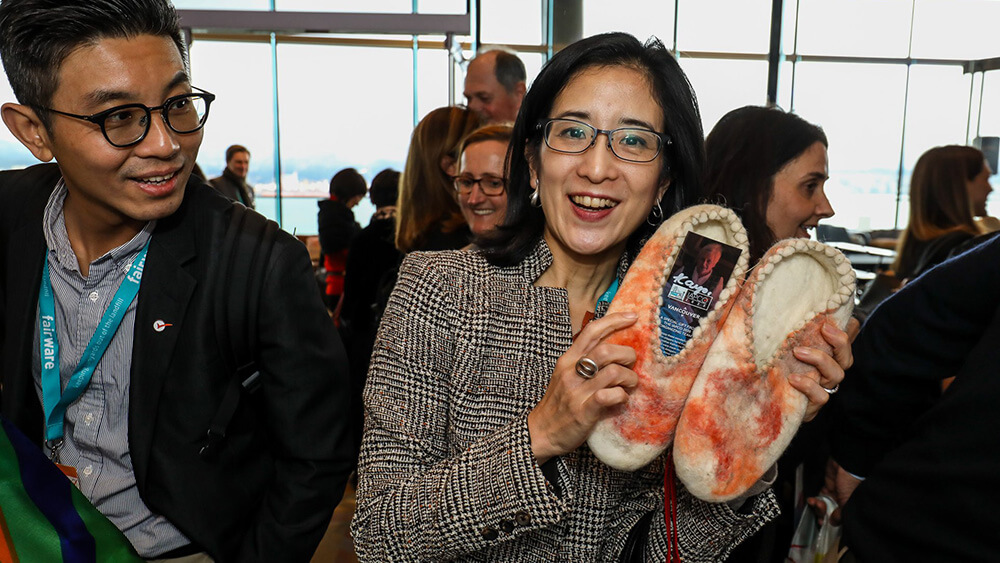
0, 1, 351, 562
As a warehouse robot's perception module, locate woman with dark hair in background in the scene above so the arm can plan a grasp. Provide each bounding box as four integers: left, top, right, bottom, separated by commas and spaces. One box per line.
318, 167, 367, 312
341, 168, 402, 451
352, 33, 848, 561
395, 105, 481, 253
703, 105, 842, 562
703, 105, 833, 265
893, 144, 991, 280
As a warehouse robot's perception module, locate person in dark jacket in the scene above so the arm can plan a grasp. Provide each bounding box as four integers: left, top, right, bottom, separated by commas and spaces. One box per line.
341, 168, 402, 452
824, 235, 1000, 561
209, 144, 255, 208
0, 1, 351, 560
317, 167, 366, 311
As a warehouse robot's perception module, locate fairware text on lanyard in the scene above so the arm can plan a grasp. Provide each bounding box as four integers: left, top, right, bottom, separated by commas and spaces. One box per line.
38, 241, 150, 462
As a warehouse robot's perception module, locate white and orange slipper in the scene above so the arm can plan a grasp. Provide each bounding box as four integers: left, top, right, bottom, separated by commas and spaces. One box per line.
588, 204, 749, 471
673, 238, 855, 502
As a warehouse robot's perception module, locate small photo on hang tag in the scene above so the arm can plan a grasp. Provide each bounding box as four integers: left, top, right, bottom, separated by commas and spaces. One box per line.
55, 462, 80, 489
658, 232, 742, 357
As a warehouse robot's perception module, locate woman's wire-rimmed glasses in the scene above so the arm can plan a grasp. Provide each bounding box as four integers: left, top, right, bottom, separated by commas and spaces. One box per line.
538, 118, 670, 163
453, 173, 507, 196
42, 86, 216, 148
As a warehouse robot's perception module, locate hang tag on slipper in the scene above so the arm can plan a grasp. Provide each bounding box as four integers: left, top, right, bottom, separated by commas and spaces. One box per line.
659, 233, 742, 356
55, 462, 80, 488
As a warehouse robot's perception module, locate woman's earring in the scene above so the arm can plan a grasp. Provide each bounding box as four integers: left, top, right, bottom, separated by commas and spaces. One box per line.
529, 185, 542, 208
646, 200, 663, 226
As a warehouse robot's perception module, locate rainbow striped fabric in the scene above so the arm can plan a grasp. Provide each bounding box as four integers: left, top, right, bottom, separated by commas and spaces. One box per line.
0, 416, 140, 563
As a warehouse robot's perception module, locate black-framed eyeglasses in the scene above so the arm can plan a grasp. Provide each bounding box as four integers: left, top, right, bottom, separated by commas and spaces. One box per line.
42, 86, 216, 148
538, 118, 671, 163
453, 173, 507, 196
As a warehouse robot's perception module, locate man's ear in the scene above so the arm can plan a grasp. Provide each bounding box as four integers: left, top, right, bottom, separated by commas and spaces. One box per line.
515, 80, 526, 101
1, 102, 54, 162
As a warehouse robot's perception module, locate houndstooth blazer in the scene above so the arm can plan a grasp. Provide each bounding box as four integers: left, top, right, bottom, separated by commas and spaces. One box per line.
351, 239, 779, 562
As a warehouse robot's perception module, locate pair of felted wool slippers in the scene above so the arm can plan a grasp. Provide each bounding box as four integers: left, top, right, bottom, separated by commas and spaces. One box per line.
586, 204, 855, 502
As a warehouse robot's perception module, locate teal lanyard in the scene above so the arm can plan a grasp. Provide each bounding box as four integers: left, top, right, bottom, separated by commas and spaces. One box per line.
38, 241, 150, 446
598, 278, 620, 307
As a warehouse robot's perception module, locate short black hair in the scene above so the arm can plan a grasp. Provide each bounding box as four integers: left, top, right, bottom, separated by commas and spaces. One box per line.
226, 144, 250, 162
703, 105, 827, 263
479, 32, 705, 267
329, 167, 367, 201
369, 168, 400, 208
0, 0, 186, 130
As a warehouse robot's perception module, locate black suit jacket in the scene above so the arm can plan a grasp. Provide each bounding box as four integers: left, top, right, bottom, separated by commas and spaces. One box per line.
831, 236, 1000, 561
0, 164, 352, 562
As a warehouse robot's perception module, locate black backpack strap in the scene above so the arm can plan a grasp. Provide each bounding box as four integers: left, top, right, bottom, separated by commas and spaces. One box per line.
201, 204, 279, 460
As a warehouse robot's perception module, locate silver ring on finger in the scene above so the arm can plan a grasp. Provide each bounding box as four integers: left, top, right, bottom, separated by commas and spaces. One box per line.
575, 356, 599, 379
824, 384, 840, 395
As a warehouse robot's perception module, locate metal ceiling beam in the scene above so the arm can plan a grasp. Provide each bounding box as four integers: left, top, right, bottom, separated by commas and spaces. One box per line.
964, 57, 1000, 74
176, 10, 470, 36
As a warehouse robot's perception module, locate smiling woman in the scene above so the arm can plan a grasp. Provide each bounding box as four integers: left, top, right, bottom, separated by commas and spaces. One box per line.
455, 124, 512, 239
702, 105, 841, 562
351, 33, 813, 562
703, 105, 833, 264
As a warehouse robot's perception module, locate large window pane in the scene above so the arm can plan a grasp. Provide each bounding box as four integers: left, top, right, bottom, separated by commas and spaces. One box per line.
480, 0, 542, 46
975, 71, 1000, 142
911, 0, 1000, 60
189, 40, 278, 220
677, 0, 771, 54
521, 53, 546, 89
417, 47, 454, 120
418, 0, 466, 14
679, 58, 768, 135
897, 65, 972, 226
792, 62, 908, 231
276, 43, 412, 234
776, 60, 795, 111
582, 0, 676, 46
780, 0, 799, 55
795, 0, 912, 58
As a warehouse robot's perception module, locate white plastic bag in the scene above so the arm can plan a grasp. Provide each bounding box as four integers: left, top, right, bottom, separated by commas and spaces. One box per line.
787, 494, 842, 563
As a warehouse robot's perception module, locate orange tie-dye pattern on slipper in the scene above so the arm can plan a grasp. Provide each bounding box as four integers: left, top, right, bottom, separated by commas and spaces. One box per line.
673, 238, 855, 502
588, 204, 749, 472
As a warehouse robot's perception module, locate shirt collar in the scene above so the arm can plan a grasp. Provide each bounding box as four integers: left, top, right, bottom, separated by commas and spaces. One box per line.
42, 179, 156, 275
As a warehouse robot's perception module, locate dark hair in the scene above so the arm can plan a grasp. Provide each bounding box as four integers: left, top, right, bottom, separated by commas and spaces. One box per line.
893, 145, 982, 276
226, 144, 250, 162
0, 0, 186, 130
369, 168, 401, 208
703, 105, 827, 264
330, 167, 367, 201
481, 47, 526, 94
480, 32, 705, 267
